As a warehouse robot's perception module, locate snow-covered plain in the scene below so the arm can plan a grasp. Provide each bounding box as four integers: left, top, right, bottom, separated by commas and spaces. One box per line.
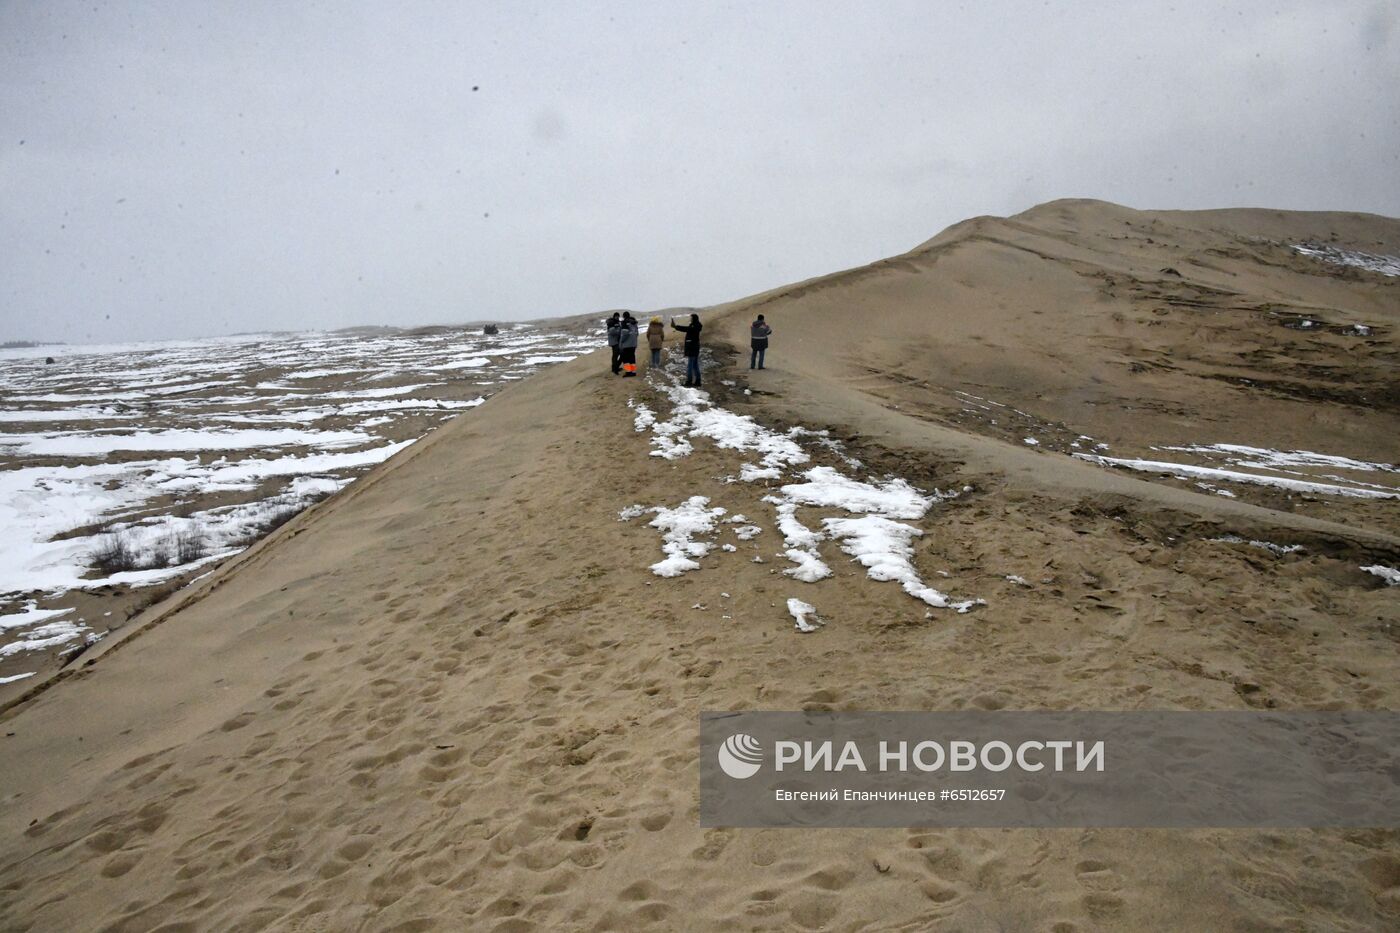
0, 325, 592, 679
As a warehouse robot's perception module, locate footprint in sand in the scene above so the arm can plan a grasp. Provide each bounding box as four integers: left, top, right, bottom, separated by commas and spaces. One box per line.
920, 879, 963, 906
219, 711, 255, 732
1081, 892, 1126, 921
123, 760, 172, 791
802, 866, 857, 892
1073, 858, 1123, 893
100, 851, 142, 878
242, 734, 275, 755
639, 811, 671, 832
971, 691, 1010, 710
691, 828, 732, 861
617, 880, 662, 902
788, 894, 841, 929
800, 687, 839, 711
1070, 859, 1126, 922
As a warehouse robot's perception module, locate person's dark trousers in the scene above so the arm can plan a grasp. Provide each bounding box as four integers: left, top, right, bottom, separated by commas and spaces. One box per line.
621, 346, 637, 376
685, 355, 701, 385
610, 346, 621, 374
650, 348, 661, 367
750, 345, 766, 369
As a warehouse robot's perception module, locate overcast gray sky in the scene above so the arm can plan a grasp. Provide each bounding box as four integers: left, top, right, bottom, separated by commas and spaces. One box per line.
3, 1, 1397, 343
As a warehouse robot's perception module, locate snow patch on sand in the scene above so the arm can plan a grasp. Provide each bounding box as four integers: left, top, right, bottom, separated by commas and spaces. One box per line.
629, 400, 656, 433
787, 598, 822, 633
765, 498, 822, 550
762, 497, 831, 582
1361, 565, 1400, 586
0, 606, 86, 658
197, 442, 414, 487
823, 516, 983, 612
1164, 444, 1397, 475
646, 496, 727, 577
641, 379, 808, 477
0, 427, 374, 457
1293, 243, 1400, 277
633, 373, 982, 613
1212, 535, 1304, 556
1, 603, 78, 631
1075, 453, 1399, 499
780, 466, 939, 520
783, 547, 833, 583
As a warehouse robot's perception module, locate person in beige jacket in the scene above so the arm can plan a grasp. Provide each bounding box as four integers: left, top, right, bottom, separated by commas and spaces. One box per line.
645, 316, 666, 368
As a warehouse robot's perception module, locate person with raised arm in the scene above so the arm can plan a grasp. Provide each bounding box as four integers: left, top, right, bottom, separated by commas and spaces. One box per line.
671, 312, 703, 387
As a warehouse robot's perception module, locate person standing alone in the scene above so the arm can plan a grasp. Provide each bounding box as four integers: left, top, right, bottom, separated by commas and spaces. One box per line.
646, 316, 665, 368
672, 313, 703, 387
619, 312, 640, 377
750, 314, 772, 369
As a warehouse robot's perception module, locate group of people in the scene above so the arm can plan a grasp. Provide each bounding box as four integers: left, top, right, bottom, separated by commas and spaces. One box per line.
605, 311, 772, 388
604, 311, 666, 379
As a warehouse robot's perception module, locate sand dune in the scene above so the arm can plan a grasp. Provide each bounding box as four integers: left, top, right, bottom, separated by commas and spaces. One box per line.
2, 200, 1398, 931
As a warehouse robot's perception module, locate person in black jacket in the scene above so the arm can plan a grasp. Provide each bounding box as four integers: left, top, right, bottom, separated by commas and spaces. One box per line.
618, 312, 639, 377
672, 313, 703, 387
750, 314, 772, 369
605, 313, 621, 374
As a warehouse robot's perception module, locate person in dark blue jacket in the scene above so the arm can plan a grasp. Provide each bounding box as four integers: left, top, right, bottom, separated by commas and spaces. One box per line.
672, 313, 703, 387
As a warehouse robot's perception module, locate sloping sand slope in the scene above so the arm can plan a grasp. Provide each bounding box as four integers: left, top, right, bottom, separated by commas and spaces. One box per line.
2, 200, 1398, 931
